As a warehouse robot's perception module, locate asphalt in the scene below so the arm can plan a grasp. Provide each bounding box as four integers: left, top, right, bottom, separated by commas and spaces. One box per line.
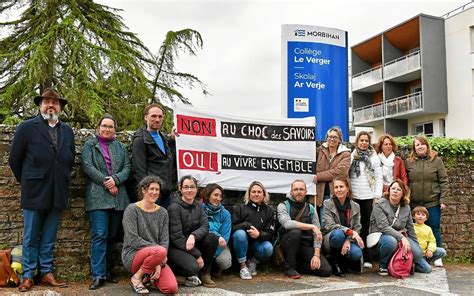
1, 264, 473, 296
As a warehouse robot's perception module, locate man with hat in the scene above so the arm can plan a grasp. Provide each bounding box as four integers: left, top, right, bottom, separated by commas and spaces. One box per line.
9, 88, 75, 292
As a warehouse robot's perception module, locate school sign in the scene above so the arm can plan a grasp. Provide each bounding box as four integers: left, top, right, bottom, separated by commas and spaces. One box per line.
282, 24, 349, 141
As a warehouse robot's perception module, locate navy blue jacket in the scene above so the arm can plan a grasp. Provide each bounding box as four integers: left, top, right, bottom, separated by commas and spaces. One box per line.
9, 115, 75, 210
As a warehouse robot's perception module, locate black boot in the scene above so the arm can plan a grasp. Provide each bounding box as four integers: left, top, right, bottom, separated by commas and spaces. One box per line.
330, 248, 346, 277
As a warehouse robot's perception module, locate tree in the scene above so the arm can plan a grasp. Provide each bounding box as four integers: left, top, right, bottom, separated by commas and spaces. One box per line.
0, 0, 207, 130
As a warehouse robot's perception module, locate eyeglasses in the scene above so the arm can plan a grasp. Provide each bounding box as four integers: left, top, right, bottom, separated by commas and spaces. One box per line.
327, 136, 339, 140
182, 185, 197, 190
100, 125, 115, 130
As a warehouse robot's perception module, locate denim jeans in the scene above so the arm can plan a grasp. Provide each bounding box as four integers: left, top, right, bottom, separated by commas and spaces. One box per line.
378, 234, 431, 273
426, 206, 442, 247
232, 230, 273, 263
426, 247, 446, 262
22, 209, 62, 279
89, 209, 123, 280
329, 229, 363, 262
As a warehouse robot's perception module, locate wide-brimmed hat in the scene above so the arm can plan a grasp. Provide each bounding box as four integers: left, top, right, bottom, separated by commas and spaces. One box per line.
34, 88, 68, 106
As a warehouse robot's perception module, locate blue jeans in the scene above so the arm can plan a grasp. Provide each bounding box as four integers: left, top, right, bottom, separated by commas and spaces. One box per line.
378, 234, 431, 273
232, 230, 273, 263
22, 209, 62, 279
426, 206, 442, 247
329, 229, 363, 262
89, 209, 123, 280
426, 247, 446, 262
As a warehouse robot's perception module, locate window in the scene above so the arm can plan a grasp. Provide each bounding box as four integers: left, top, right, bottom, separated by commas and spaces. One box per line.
414, 122, 433, 137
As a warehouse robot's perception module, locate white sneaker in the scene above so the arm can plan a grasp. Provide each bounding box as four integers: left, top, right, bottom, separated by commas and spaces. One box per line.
247, 258, 258, 276
239, 267, 252, 280
434, 258, 444, 267
185, 275, 202, 287
363, 262, 373, 269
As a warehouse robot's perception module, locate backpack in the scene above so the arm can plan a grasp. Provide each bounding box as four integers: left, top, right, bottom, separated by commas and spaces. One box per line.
388, 241, 415, 279
0, 249, 20, 287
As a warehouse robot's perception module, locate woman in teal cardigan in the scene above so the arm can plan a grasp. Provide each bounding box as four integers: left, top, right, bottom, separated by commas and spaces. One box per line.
81, 114, 130, 290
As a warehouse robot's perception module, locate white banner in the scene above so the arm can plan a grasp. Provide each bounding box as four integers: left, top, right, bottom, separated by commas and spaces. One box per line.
174, 105, 316, 194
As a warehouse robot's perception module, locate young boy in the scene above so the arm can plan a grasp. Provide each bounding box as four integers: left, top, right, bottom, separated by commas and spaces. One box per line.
412, 206, 446, 267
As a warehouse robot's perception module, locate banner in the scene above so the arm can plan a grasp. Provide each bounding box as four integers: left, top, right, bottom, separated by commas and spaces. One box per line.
282, 24, 349, 141
174, 105, 316, 194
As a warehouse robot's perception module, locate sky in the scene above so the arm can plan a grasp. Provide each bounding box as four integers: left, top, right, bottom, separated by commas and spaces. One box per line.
98, 0, 467, 118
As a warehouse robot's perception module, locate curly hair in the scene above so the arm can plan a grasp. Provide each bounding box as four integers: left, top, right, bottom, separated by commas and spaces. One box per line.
136, 175, 162, 200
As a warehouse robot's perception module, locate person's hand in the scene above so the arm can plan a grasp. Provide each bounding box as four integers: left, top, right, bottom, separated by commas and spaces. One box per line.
312, 226, 322, 242
247, 226, 260, 239
186, 234, 195, 251
196, 256, 204, 269
352, 231, 365, 249
312, 175, 317, 184
150, 264, 161, 281
425, 250, 433, 259
170, 128, 179, 140
440, 203, 446, 210
103, 176, 116, 189
372, 197, 379, 207
401, 237, 411, 255
310, 255, 321, 270
341, 239, 351, 255
108, 186, 119, 196
218, 237, 227, 248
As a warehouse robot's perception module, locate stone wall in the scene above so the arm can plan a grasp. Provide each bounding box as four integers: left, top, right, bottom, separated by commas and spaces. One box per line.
0, 125, 472, 276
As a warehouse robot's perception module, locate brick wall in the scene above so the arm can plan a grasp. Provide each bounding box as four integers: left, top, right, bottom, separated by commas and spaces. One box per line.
0, 125, 472, 276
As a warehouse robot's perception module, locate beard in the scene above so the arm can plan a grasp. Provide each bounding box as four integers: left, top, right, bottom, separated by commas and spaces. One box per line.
41, 112, 59, 121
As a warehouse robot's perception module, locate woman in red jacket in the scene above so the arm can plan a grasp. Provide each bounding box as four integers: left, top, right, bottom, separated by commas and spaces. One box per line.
375, 134, 408, 194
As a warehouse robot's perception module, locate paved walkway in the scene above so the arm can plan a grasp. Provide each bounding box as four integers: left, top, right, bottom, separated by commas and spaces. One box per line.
2, 265, 473, 295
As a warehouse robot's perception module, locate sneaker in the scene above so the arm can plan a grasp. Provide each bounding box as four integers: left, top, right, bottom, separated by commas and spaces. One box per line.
363, 262, 373, 269
378, 268, 388, 276
434, 258, 444, 267
247, 258, 258, 276
284, 268, 302, 279
239, 267, 252, 280
201, 273, 217, 288
184, 275, 202, 287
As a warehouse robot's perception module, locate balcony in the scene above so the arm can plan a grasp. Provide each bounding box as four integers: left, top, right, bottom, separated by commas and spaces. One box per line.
384, 51, 421, 81
352, 66, 383, 92
353, 102, 384, 125
385, 91, 423, 118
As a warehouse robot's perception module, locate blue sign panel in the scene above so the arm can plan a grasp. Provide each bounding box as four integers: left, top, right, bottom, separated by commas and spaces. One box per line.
282, 25, 348, 141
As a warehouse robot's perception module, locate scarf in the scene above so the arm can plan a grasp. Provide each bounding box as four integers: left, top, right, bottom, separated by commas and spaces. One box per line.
333, 196, 351, 227
350, 147, 374, 178
97, 135, 115, 175
203, 202, 222, 218
379, 152, 395, 186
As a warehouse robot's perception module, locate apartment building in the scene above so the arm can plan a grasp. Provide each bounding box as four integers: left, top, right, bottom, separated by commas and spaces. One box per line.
351, 14, 448, 139
444, 5, 474, 139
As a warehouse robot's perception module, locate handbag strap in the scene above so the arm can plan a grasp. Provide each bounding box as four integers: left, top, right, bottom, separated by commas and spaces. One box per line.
390, 204, 401, 227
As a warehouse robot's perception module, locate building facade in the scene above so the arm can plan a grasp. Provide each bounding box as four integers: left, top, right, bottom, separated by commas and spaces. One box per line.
351, 3, 474, 141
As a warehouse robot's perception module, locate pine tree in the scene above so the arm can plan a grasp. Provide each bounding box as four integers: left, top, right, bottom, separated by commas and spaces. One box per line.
0, 0, 207, 130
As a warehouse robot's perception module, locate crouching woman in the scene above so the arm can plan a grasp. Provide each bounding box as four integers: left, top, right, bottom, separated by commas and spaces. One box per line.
369, 179, 431, 276
122, 176, 178, 294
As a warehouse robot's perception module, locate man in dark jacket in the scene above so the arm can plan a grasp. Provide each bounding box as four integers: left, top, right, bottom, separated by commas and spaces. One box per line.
130, 104, 175, 207
9, 88, 75, 292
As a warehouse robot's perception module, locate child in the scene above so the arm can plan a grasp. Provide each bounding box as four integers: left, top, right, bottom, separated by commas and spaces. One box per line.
412, 206, 446, 267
